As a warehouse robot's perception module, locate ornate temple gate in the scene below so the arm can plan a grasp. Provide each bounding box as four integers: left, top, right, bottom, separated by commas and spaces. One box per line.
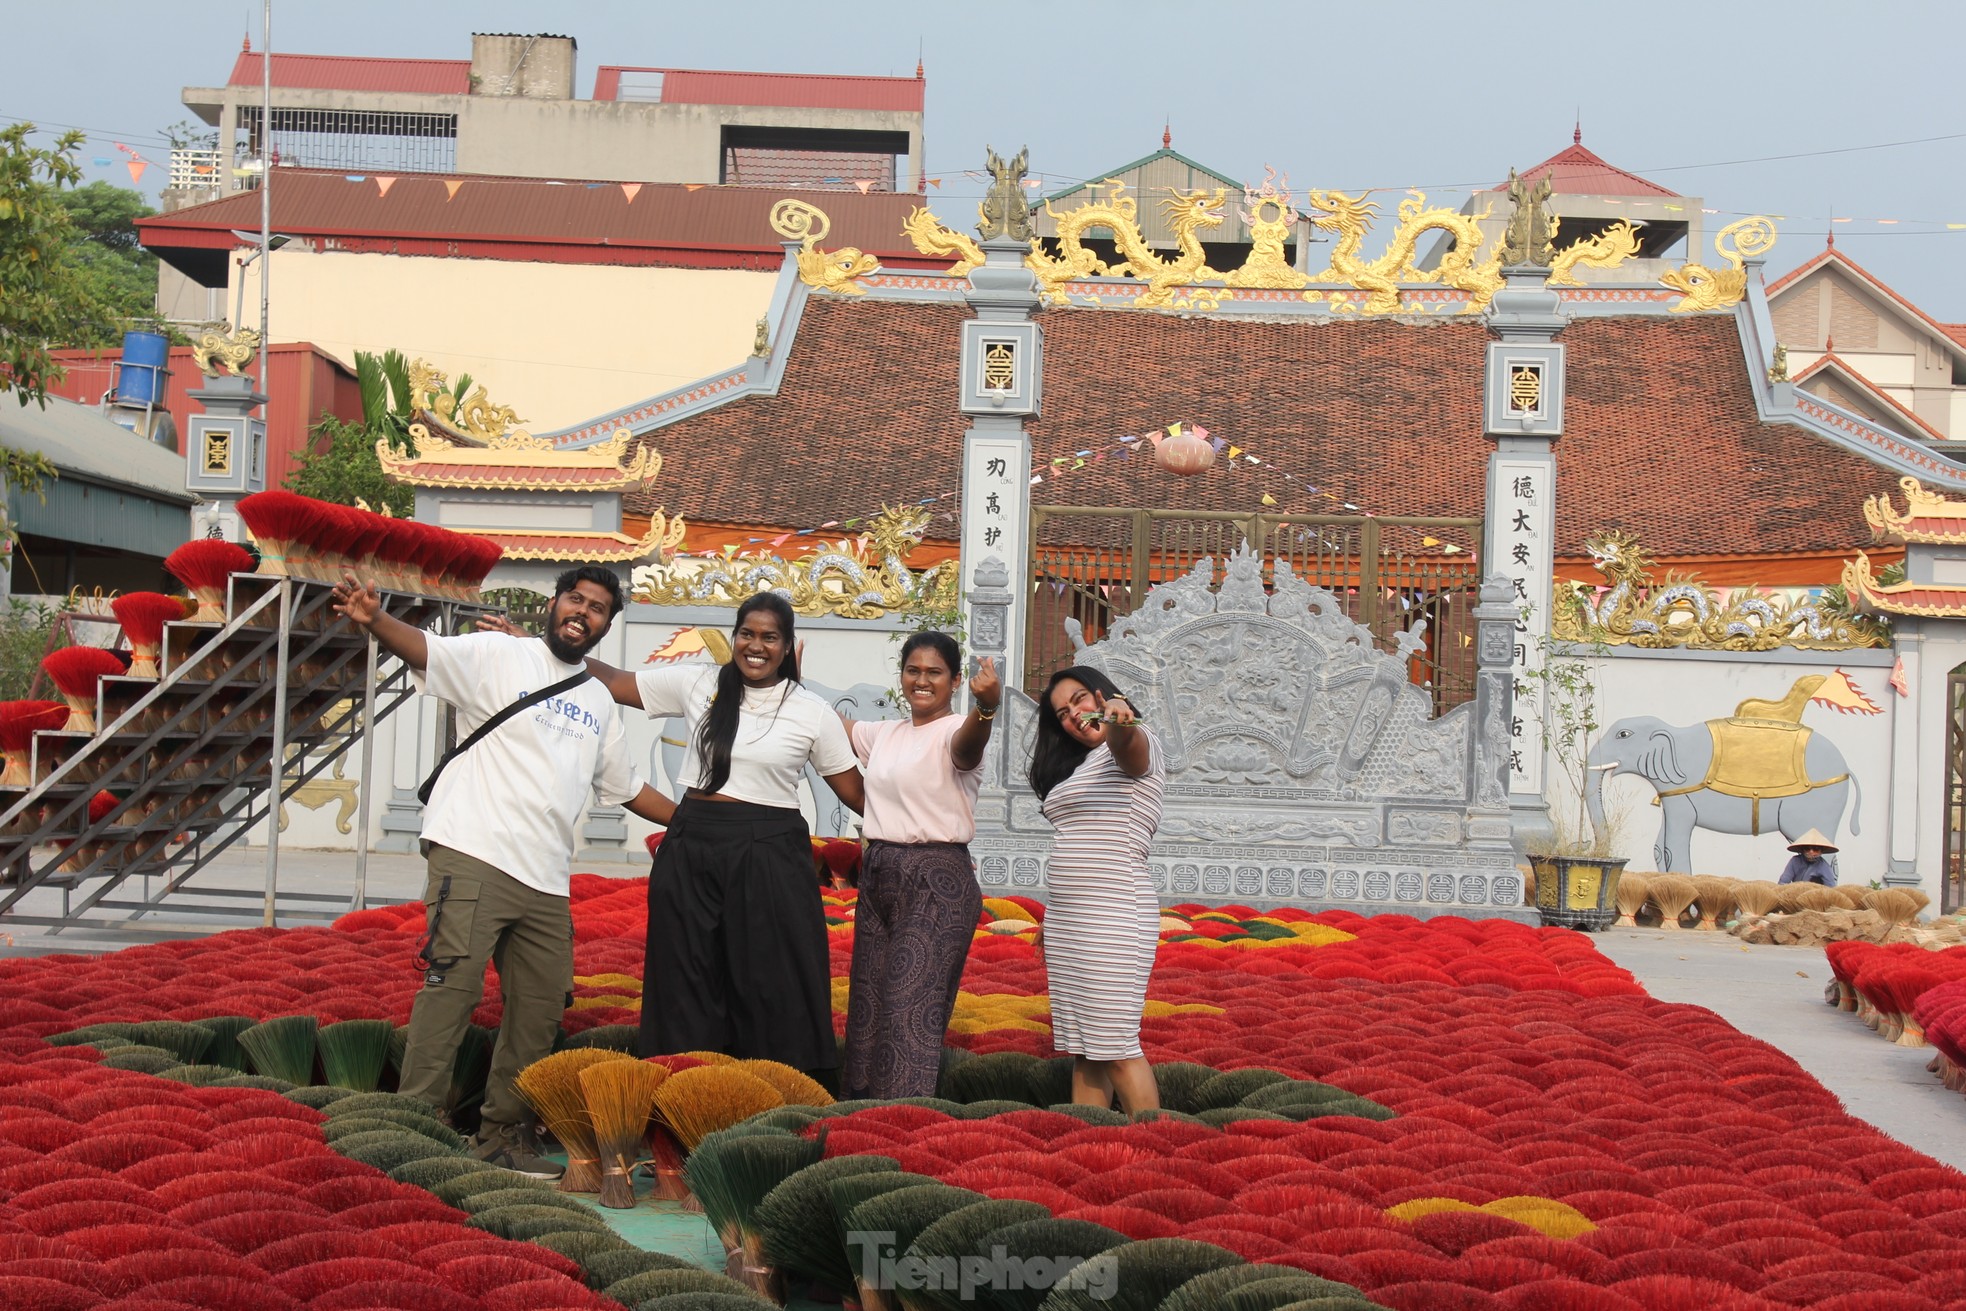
1029, 507, 1484, 711
1947, 663, 1966, 914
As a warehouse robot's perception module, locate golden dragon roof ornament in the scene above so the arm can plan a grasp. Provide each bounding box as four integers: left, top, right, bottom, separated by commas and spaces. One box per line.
1661, 217, 1778, 313
772, 199, 880, 296
902, 165, 1643, 315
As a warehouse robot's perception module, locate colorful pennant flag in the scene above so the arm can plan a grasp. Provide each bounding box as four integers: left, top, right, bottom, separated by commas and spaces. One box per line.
621, 182, 642, 203
444, 179, 464, 201
375, 176, 396, 197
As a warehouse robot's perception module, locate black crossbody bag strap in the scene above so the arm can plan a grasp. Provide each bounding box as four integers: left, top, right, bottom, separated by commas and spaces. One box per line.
417, 669, 591, 805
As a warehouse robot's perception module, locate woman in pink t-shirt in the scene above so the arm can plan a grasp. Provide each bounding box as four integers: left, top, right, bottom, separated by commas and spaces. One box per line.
840, 632, 1000, 1098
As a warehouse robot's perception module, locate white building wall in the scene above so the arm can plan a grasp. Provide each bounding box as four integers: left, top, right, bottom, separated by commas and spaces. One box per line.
1585, 645, 1897, 885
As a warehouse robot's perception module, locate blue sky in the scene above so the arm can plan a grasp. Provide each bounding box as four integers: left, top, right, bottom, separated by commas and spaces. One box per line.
10, 0, 1966, 314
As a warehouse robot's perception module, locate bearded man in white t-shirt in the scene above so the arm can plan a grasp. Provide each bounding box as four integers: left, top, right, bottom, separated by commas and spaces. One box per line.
333, 565, 676, 1178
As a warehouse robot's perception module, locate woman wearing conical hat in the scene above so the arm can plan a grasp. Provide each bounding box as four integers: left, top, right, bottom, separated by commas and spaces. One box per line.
1778, 829, 1840, 887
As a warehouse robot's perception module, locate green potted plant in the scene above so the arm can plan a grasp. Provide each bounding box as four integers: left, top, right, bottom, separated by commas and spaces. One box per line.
1524, 600, 1629, 930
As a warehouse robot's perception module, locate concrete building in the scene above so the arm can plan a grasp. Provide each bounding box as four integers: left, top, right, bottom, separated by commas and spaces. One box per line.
1767, 238, 1966, 442
171, 32, 924, 203
1419, 129, 1704, 284
138, 174, 948, 432
0, 398, 196, 596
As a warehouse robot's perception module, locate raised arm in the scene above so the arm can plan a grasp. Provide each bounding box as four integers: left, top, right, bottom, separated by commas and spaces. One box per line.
1094, 691, 1152, 778
332, 573, 427, 671
950, 657, 1001, 772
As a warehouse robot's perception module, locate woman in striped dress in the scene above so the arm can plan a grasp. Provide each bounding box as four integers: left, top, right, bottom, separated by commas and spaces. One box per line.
1029, 664, 1166, 1113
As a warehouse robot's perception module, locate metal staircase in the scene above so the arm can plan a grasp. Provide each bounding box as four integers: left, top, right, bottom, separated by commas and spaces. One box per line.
0, 573, 488, 937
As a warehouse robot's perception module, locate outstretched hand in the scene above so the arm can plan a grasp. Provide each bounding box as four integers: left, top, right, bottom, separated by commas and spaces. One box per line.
473, 612, 527, 638
330, 573, 381, 628
1087, 690, 1138, 728
970, 656, 1001, 712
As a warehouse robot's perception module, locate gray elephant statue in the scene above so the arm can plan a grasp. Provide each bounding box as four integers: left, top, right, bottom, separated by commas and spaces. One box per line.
647, 677, 899, 840
1586, 677, 1860, 874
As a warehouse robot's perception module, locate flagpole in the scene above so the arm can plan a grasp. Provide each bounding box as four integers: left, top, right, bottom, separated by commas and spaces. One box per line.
258, 0, 272, 395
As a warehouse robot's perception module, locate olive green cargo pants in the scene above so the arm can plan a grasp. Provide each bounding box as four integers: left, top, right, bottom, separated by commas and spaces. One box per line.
397, 844, 573, 1130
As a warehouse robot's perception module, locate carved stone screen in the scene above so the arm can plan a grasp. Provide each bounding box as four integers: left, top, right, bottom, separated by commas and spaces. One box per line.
969, 546, 1522, 917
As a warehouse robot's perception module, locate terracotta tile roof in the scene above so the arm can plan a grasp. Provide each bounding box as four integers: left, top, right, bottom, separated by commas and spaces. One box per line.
226, 52, 471, 95
1490, 137, 1678, 198
137, 170, 947, 270
1791, 352, 1945, 442
1944, 325, 1966, 350
624, 299, 1898, 560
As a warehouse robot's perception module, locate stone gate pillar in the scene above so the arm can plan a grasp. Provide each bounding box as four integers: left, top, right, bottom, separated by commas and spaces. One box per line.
957, 149, 1043, 701
1483, 263, 1568, 853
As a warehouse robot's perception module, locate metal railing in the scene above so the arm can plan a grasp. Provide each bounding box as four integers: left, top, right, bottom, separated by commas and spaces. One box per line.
0, 575, 494, 937
1028, 507, 1483, 711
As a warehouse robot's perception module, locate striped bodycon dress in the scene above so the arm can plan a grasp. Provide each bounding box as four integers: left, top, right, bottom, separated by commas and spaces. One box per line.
1039, 732, 1166, 1061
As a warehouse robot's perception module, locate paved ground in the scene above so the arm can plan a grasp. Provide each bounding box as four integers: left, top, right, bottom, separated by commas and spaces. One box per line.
5, 849, 1963, 1173
1592, 924, 1966, 1170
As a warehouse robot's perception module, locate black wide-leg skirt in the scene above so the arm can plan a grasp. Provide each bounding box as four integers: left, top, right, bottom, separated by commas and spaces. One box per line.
639, 797, 837, 1071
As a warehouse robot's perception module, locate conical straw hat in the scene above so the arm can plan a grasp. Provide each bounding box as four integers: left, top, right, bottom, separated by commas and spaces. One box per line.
1787, 828, 1839, 854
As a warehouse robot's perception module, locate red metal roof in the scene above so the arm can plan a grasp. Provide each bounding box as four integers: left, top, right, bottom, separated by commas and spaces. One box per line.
1492, 136, 1678, 198
227, 51, 471, 95
592, 66, 923, 112
137, 169, 949, 269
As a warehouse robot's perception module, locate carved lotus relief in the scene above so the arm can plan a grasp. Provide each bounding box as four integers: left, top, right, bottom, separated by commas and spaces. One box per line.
1191, 735, 1281, 785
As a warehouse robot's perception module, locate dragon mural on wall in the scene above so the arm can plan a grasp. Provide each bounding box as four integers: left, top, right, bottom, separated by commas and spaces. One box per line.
630, 505, 956, 620
1554, 530, 1886, 651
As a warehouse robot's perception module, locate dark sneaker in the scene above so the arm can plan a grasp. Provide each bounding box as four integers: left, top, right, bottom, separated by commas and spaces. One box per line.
469, 1120, 564, 1180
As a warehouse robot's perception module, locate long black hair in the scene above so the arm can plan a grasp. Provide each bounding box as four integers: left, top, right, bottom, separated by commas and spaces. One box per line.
694, 592, 800, 795
899, 630, 962, 680
1029, 664, 1127, 801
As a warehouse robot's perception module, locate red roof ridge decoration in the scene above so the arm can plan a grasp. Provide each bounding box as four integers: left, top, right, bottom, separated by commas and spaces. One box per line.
1862, 475, 1966, 545
1845, 550, 1966, 618
1767, 243, 1966, 362
478, 523, 682, 564
1489, 140, 1678, 198
379, 421, 659, 493
1790, 351, 1948, 443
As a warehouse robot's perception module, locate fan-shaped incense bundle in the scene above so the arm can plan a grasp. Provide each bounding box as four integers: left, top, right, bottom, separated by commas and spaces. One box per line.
579, 1059, 664, 1209
317, 1019, 395, 1091
237, 491, 328, 577
514, 1048, 635, 1195
165, 539, 255, 622
237, 1014, 320, 1086
111, 592, 187, 678
452, 534, 504, 599
1691, 876, 1739, 930
57, 790, 123, 874
653, 1066, 785, 1152
732, 1060, 835, 1108
1734, 881, 1781, 918
1646, 874, 1698, 930
40, 646, 123, 733
1615, 872, 1650, 927
1794, 884, 1843, 913
820, 840, 862, 890
1772, 882, 1812, 914
1864, 888, 1931, 926
0, 700, 70, 784
305, 503, 366, 582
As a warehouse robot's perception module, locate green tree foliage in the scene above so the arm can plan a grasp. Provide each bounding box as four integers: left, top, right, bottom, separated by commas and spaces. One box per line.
0, 123, 123, 406
284, 413, 415, 518
54, 182, 164, 347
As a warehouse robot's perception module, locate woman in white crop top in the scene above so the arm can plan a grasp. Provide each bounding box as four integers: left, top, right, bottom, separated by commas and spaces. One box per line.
580, 593, 864, 1076
838, 631, 999, 1099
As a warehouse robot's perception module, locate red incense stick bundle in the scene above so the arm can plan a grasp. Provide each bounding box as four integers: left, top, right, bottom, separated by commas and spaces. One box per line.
166, 540, 256, 623
41, 647, 124, 733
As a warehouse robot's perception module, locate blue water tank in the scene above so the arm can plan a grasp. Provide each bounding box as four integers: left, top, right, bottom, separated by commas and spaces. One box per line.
115, 331, 171, 405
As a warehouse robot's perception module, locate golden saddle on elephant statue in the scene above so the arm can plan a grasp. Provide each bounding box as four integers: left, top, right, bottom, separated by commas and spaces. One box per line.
1585, 674, 1860, 874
